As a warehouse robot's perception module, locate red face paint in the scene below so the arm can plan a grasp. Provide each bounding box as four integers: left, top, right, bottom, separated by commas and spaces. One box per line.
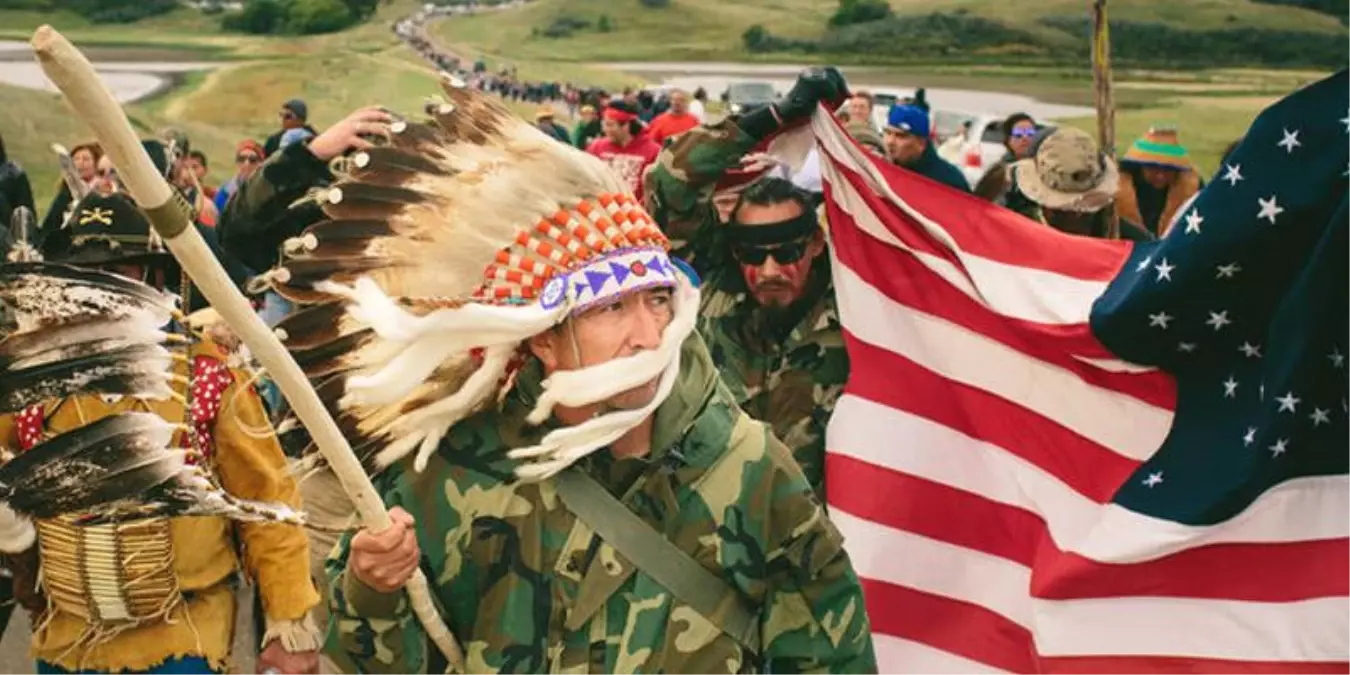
741, 254, 813, 308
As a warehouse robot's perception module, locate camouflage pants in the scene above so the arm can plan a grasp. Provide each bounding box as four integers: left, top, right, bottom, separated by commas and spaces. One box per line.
294, 465, 356, 673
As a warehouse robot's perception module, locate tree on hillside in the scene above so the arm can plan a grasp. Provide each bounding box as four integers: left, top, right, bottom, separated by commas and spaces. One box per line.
828, 0, 892, 27
639, 0, 671, 7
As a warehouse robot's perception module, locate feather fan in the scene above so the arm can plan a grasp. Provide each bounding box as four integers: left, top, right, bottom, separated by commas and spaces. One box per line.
0, 343, 175, 413
0, 262, 177, 333
0, 413, 301, 525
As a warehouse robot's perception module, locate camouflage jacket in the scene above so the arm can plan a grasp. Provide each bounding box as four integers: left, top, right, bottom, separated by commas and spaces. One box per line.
643, 118, 759, 274
646, 116, 848, 501
697, 254, 846, 502
326, 335, 876, 674
216, 140, 331, 275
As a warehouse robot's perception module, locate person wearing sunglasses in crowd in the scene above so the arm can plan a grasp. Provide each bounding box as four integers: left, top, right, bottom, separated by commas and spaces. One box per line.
263, 99, 318, 158
213, 140, 265, 215
696, 178, 844, 503
974, 112, 1045, 220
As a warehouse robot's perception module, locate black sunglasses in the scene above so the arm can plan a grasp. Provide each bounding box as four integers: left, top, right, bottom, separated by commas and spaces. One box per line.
236, 155, 261, 164
732, 240, 810, 266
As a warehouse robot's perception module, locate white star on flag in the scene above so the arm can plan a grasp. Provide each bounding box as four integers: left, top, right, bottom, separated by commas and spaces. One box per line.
1223, 377, 1239, 398
1257, 196, 1285, 224
1278, 128, 1301, 153
1216, 263, 1241, 279
1243, 427, 1257, 446
1206, 311, 1232, 331
1239, 342, 1263, 358
1148, 312, 1173, 329
1183, 210, 1204, 235
1221, 163, 1243, 186
1154, 258, 1175, 282
1178, 342, 1197, 353
1330, 348, 1345, 368
1277, 392, 1301, 413
1136, 255, 1152, 273
1342, 111, 1349, 132
1142, 472, 1164, 488
1311, 408, 1331, 426
1269, 438, 1289, 456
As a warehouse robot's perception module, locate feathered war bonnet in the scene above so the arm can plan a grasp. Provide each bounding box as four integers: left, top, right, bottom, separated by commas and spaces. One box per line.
264, 76, 699, 480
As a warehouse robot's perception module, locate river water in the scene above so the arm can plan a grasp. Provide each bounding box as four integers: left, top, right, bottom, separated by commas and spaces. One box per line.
0, 39, 219, 103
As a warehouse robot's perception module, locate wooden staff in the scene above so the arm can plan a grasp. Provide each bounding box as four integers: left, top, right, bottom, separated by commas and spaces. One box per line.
1090, 0, 1120, 239
29, 25, 466, 672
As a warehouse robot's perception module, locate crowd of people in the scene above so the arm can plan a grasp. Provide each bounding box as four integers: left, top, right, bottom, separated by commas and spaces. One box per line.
0, 5, 1241, 672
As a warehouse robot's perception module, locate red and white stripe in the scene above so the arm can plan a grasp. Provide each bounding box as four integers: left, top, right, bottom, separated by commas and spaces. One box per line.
804, 110, 1350, 673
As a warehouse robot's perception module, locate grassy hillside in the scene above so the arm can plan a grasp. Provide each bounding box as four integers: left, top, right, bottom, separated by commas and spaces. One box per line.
433, 0, 1347, 63
0, 0, 555, 210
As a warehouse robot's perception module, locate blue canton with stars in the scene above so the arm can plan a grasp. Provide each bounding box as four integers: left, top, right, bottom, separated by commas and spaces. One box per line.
1091, 70, 1348, 526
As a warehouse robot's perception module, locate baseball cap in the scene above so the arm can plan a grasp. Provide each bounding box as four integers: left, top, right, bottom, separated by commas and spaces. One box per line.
886, 104, 930, 138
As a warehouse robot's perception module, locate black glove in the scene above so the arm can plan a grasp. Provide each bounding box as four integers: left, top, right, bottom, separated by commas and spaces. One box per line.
779, 67, 849, 122
739, 67, 849, 141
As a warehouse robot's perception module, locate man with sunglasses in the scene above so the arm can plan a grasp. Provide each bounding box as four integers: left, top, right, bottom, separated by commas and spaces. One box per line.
697, 178, 843, 502
263, 99, 318, 158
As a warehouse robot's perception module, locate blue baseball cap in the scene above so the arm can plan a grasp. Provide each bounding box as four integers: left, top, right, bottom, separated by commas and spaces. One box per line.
886, 104, 930, 138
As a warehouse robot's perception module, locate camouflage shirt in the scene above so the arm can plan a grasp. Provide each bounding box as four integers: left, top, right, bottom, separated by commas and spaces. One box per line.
698, 254, 846, 503
646, 118, 848, 501
326, 336, 876, 674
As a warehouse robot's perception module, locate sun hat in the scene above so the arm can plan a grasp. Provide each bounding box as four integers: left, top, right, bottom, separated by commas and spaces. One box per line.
1012, 127, 1119, 213
1121, 126, 1192, 171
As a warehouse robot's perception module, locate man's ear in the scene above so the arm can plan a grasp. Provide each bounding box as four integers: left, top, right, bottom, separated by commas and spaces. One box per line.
807, 228, 827, 258
527, 329, 561, 373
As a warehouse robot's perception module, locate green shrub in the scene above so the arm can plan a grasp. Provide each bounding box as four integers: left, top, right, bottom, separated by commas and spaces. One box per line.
597, 14, 612, 32
222, 0, 287, 33
284, 0, 353, 34
828, 0, 892, 28
639, 0, 671, 7
1042, 16, 1347, 68
539, 15, 590, 38
819, 13, 1037, 56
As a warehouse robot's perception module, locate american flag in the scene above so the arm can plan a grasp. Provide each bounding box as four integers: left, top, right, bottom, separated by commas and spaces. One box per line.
813, 70, 1348, 672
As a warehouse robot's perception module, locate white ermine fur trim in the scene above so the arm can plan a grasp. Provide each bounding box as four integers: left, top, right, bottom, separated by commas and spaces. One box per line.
371, 344, 515, 472
262, 613, 322, 653
525, 279, 699, 425
0, 502, 35, 554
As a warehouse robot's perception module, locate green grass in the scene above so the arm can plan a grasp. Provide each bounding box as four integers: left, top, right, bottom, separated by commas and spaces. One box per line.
433, 0, 1347, 63
1061, 95, 1276, 180
434, 0, 835, 63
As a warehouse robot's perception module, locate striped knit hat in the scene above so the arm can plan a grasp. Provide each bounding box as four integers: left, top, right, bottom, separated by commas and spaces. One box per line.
1122, 127, 1192, 171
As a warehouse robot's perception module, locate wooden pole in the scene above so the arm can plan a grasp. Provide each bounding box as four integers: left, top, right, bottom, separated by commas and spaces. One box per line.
1090, 0, 1120, 238
29, 25, 465, 671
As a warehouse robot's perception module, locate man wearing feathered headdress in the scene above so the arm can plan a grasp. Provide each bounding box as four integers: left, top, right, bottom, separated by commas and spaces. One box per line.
228, 72, 875, 673
0, 187, 322, 674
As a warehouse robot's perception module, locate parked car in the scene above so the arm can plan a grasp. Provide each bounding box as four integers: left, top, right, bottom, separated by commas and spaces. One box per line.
934, 110, 1016, 187
721, 81, 779, 115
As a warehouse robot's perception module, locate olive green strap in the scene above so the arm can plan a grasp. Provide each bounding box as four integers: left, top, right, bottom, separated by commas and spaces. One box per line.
554, 470, 761, 653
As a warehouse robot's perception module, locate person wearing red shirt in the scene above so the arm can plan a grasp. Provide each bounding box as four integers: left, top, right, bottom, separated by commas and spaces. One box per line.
647, 89, 700, 146
586, 101, 660, 201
